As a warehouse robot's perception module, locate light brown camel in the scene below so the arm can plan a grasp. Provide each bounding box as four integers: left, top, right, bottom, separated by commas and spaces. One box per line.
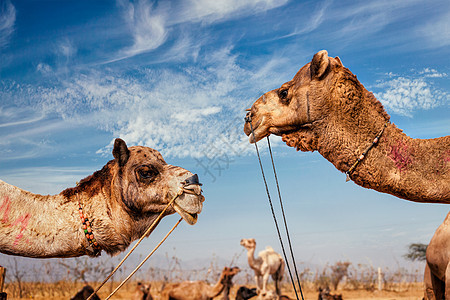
244, 50, 449, 204
424, 211, 450, 299
0, 138, 204, 258
160, 266, 240, 300
240, 238, 285, 296
133, 282, 153, 300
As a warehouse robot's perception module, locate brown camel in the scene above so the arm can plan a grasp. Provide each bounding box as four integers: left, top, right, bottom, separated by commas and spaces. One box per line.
0, 138, 204, 258
424, 211, 450, 299
133, 282, 153, 300
70, 285, 100, 300
240, 238, 285, 296
160, 266, 240, 300
244, 50, 449, 204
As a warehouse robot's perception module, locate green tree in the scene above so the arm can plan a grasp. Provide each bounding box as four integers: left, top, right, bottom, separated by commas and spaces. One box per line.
404, 243, 427, 261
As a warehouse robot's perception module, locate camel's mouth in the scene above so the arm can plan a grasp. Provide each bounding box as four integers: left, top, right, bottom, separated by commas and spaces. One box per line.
244, 115, 268, 143
173, 203, 198, 225
173, 184, 204, 225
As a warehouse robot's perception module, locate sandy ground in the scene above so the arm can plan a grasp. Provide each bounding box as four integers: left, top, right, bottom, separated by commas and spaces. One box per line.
5, 282, 425, 299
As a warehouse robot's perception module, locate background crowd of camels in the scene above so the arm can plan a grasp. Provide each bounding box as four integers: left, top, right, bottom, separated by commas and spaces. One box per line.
1, 50, 449, 299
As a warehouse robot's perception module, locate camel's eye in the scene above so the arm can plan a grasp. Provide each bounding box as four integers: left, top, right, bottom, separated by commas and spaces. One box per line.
278, 89, 289, 103
136, 165, 159, 181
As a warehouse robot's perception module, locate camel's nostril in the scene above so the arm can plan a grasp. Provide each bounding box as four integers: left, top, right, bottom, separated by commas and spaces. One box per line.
245, 112, 252, 123
182, 174, 202, 186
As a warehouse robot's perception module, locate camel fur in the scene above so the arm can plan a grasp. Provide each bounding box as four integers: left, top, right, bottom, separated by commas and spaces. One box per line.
244, 50, 449, 204
0, 138, 204, 258
240, 238, 285, 296
160, 266, 240, 300
424, 211, 450, 299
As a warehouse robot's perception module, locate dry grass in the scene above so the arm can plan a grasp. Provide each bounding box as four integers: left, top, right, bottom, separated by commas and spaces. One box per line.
4, 281, 424, 300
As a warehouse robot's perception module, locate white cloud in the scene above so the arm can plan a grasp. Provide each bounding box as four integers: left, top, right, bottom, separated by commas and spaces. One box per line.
417, 10, 450, 49
5, 46, 270, 158
119, 0, 168, 57
0, 0, 16, 49
178, 0, 288, 24
374, 74, 449, 117
418, 68, 448, 78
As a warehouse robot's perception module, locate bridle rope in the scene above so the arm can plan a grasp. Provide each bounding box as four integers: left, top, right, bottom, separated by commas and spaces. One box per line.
86, 178, 198, 300
245, 114, 304, 300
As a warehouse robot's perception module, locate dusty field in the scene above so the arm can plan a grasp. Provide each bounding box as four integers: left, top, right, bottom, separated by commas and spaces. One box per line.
5, 281, 424, 300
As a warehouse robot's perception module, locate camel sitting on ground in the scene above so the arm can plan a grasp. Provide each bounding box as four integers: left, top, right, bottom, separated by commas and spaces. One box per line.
160, 266, 240, 300
133, 282, 153, 300
240, 238, 285, 296
244, 50, 449, 204
221, 266, 242, 300
318, 287, 343, 300
0, 138, 204, 258
235, 286, 258, 300
70, 285, 100, 300
424, 211, 450, 299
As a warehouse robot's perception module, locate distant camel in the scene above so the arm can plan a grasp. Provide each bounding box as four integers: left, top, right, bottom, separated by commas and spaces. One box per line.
133, 282, 153, 300
0, 138, 204, 258
160, 266, 240, 300
235, 286, 257, 300
424, 211, 450, 299
221, 267, 242, 300
318, 287, 343, 300
240, 238, 285, 296
70, 285, 100, 300
244, 50, 449, 203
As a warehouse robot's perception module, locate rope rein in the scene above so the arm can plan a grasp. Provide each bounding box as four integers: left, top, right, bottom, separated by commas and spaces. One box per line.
104, 218, 182, 300
86, 189, 184, 300
245, 116, 304, 300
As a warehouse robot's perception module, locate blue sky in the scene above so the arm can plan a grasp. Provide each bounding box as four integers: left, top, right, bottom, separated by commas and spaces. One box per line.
1, 0, 449, 275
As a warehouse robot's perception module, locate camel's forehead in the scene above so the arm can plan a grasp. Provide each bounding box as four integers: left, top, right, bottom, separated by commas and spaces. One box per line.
128, 146, 166, 163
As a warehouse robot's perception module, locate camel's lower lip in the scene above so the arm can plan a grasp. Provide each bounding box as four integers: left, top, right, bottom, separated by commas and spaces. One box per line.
173, 203, 198, 225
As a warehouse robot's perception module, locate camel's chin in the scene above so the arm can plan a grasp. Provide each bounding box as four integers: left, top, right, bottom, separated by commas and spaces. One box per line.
173, 204, 198, 225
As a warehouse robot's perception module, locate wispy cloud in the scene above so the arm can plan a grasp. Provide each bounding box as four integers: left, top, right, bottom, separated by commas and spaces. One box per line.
373, 69, 449, 117
0, 0, 16, 49
417, 10, 450, 49
177, 0, 288, 24
3, 46, 276, 158
118, 0, 168, 57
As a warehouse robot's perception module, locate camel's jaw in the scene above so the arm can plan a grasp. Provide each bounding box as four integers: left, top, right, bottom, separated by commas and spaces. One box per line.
244, 115, 269, 143
173, 184, 204, 225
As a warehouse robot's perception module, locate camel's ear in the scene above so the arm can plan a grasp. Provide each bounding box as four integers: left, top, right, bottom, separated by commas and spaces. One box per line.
113, 138, 130, 167
310, 50, 330, 79
335, 56, 343, 67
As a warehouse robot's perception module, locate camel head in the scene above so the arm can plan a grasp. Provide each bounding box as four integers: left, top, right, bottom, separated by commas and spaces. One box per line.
240, 238, 256, 251
64, 138, 204, 227
220, 266, 241, 284
109, 138, 204, 225
244, 50, 345, 151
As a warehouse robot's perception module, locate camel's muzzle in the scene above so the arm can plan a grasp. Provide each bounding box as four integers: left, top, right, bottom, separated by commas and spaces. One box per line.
182, 174, 202, 187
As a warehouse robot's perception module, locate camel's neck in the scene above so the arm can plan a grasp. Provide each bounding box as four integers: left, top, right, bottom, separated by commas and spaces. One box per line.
207, 273, 227, 298
317, 120, 450, 203
0, 179, 158, 258
0, 180, 88, 257
246, 248, 261, 272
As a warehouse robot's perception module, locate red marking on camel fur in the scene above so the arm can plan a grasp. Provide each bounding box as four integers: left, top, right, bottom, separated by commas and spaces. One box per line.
388, 141, 413, 171
444, 150, 450, 163
0, 196, 11, 223
11, 213, 31, 246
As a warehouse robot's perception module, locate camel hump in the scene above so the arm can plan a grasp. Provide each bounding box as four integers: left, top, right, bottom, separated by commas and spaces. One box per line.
265, 246, 274, 252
